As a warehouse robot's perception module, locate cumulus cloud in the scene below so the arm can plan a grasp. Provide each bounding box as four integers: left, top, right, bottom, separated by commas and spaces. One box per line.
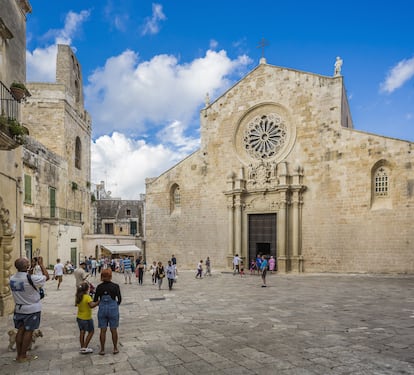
25, 8, 253, 199
85, 49, 250, 198
141, 3, 166, 35
27, 10, 90, 82
85, 49, 251, 137
380, 56, 414, 93
91, 132, 186, 198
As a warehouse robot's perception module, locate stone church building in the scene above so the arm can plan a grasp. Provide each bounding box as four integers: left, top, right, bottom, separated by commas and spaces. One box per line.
145, 58, 414, 273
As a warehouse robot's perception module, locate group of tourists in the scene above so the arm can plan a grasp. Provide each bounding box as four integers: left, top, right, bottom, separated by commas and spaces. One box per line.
233, 253, 276, 287
9, 255, 122, 362
9, 251, 275, 363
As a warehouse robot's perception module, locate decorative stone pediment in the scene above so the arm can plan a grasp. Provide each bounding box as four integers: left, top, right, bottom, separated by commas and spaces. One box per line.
246, 161, 278, 190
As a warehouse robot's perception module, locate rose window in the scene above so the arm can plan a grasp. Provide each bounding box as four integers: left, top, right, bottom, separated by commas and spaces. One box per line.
244, 113, 287, 159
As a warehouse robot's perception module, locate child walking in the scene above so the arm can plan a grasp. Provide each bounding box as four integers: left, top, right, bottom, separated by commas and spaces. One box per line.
195, 260, 203, 278
75, 282, 99, 354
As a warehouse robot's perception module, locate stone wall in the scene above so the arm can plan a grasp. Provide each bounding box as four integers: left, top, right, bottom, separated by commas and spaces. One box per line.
145, 62, 414, 273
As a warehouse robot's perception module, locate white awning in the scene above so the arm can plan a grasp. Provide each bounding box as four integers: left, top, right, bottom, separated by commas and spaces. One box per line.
100, 244, 142, 254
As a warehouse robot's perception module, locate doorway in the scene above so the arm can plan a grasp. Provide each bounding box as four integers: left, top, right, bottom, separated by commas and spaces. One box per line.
248, 214, 277, 266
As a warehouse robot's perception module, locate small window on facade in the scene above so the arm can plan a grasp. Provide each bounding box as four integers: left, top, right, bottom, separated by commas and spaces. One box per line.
126, 209, 131, 216
75, 137, 81, 169
130, 221, 137, 236
105, 223, 114, 234
173, 186, 181, 207
24, 174, 32, 204
374, 167, 388, 197
170, 184, 181, 213
49, 187, 56, 218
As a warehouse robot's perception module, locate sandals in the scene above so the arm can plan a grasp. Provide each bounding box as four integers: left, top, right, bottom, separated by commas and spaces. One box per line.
113, 349, 119, 354
16, 354, 38, 363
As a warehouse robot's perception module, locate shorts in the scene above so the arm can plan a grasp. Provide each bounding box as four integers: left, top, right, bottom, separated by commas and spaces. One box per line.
14, 311, 41, 331
98, 298, 119, 329
77, 318, 94, 332
55, 275, 63, 282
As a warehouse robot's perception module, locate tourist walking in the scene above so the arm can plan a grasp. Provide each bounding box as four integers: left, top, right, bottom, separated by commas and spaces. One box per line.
74, 261, 90, 288
10, 256, 49, 362
240, 260, 245, 277
205, 256, 211, 276
166, 260, 176, 290
195, 260, 203, 278
93, 269, 121, 355
269, 256, 275, 273
260, 255, 268, 287
123, 256, 132, 284
149, 261, 157, 284
75, 282, 98, 354
90, 257, 97, 277
155, 261, 165, 290
53, 258, 64, 290
233, 254, 241, 275
135, 255, 145, 285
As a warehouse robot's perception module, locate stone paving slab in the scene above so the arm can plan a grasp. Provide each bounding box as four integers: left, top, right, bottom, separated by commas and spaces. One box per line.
0, 270, 413, 374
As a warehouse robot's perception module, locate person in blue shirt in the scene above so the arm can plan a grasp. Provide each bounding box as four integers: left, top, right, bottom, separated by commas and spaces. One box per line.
122, 256, 132, 284
260, 255, 268, 287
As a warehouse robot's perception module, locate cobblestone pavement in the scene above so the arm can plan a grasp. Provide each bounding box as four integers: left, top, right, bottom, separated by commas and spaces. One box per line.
0, 269, 414, 374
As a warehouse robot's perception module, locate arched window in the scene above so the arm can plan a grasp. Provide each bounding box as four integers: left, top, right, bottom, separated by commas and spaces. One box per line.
75, 137, 81, 170
374, 167, 388, 197
371, 161, 391, 210
170, 184, 181, 213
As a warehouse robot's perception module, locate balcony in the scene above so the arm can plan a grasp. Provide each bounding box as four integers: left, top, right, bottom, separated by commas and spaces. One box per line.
40, 206, 83, 223
0, 81, 28, 150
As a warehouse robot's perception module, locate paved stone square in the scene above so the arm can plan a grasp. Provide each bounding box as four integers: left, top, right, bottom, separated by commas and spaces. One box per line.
0, 270, 413, 374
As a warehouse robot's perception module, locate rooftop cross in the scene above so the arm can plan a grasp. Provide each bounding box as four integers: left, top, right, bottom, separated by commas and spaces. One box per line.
257, 38, 269, 58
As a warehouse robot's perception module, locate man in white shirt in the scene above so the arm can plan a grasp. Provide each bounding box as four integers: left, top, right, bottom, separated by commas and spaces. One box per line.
74, 261, 89, 288
53, 258, 64, 290
233, 254, 241, 275
10, 256, 49, 362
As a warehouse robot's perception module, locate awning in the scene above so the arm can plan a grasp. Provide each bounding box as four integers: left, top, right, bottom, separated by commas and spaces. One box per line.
100, 244, 142, 254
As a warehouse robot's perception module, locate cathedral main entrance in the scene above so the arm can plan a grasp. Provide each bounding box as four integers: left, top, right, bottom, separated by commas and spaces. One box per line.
248, 213, 277, 267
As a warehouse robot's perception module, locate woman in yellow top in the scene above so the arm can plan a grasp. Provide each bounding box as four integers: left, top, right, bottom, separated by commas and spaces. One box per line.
75, 282, 99, 353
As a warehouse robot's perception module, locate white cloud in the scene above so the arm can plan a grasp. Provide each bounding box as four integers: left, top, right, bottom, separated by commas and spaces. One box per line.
25, 9, 253, 199
26, 10, 90, 82
86, 50, 251, 198
91, 132, 185, 199
26, 44, 58, 82
141, 3, 166, 35
85, 49, 251, 137
380, 56, 414, 93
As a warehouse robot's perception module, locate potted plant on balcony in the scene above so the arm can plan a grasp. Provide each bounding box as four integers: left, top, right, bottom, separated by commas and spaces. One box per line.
10, 82, 30, 101
0, 115, 29, 145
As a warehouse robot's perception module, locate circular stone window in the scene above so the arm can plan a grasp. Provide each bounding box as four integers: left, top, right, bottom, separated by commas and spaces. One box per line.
244, 113, 287, 159
234, 104, 295, 164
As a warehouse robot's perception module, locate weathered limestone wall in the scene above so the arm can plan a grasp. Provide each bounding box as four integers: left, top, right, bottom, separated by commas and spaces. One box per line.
145, 62, 414, 273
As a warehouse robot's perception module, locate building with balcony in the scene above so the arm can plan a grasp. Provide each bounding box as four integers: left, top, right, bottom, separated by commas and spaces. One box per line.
21, 45, 92, 267
0, 0, 32, 316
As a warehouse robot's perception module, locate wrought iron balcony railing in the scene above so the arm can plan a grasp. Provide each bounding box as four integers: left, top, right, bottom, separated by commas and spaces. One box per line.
0, 81, 19, 120
40, 206, 83, 223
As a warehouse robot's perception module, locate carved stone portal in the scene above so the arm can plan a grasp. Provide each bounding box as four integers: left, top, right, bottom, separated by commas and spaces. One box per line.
224, 162, 306, 273
0, 196, 16, 316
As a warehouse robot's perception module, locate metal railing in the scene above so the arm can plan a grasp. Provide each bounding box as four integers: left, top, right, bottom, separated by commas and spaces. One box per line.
0, 81, 19, 120
41, 206, 83, 223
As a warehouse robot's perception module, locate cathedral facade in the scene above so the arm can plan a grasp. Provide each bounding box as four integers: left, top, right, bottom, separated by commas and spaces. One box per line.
145, 59, 414, 273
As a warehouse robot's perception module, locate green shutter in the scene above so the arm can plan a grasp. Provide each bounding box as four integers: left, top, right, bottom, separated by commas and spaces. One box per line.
24, 174, 32, 203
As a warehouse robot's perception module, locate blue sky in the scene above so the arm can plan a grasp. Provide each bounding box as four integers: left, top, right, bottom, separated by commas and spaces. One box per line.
26, 1, 414, 199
